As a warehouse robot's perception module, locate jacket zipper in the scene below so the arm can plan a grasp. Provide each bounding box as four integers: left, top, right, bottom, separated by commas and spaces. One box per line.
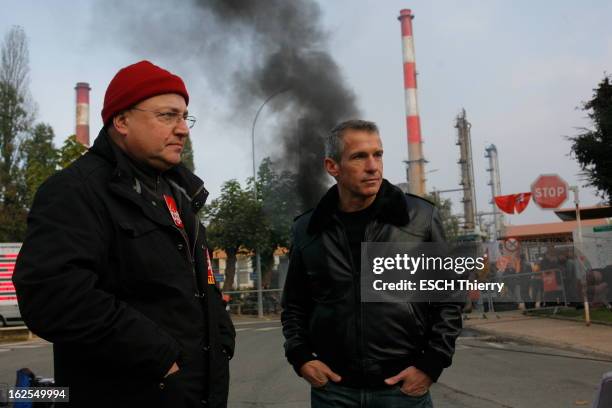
191, 214, 204, 299
192, 213, 200, 264
337, 217, 365, 380
173, 223, 201, 298
167, 176, 203, 299
185, 182, 205, 297
360, 222, 374, 381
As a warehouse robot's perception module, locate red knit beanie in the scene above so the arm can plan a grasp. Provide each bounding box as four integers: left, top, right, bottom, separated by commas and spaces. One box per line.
102, 60, 189, 125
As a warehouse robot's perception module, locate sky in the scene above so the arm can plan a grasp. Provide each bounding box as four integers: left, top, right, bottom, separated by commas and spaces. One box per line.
2, 0, 611, 227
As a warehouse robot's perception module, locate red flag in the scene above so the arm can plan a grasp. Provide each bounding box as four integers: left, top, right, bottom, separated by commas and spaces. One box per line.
495, 194, 516, 214
514, 192, 532, 214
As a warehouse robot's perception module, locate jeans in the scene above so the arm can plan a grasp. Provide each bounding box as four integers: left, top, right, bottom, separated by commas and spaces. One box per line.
311, 382, 433, 408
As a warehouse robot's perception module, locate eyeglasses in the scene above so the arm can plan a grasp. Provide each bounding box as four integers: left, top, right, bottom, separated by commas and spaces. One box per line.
130, 107, 196, 129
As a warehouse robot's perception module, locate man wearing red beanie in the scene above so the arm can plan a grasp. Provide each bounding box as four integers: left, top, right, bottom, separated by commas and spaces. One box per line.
14, 60, 235, 408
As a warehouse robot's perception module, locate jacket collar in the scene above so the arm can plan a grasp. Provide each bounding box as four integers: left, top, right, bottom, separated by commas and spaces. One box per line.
89, 128, 209, 212
307, 178, 410, 235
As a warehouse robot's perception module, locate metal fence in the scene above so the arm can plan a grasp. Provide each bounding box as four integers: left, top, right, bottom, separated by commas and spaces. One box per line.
223, 289, 283, 316
218, 239, 612, 318
464, 239, 612, 318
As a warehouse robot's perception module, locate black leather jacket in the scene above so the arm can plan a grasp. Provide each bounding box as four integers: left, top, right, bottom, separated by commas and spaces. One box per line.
281, 179, 462, 387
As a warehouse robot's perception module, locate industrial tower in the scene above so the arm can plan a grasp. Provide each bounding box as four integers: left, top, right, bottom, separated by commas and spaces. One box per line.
455, 109, 477, 232
398, 9, 427, 196
485, 144, 504, 239
75, 82, 91, 146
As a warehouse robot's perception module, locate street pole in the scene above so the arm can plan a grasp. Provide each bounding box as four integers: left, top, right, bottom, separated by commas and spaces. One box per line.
570, 185, 590, 326
251, 89, 290, 318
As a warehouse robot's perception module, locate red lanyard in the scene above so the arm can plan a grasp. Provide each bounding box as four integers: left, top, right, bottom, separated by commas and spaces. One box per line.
163, 194, 184, 229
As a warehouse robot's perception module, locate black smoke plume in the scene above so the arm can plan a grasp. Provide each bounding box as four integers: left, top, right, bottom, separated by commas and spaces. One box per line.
98, 0, 359, 209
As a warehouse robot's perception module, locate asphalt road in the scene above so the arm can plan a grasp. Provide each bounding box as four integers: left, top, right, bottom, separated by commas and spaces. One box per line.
0, 338, 53, 386
0, 322, 609, 407
228, 320, 610, 408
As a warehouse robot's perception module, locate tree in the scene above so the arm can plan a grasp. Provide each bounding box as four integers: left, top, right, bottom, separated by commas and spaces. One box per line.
425, 193, 460, 242
0, 26, 35, 241
20, 123, 57, 208
569, 75, 612, 203
203, 180, 269, 291
253, 158, 303, 287
181, 137, 195, 172
57, 134, 87, 169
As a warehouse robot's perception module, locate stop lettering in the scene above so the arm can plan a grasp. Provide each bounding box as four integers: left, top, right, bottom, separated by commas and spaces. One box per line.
530, 174, 568, 209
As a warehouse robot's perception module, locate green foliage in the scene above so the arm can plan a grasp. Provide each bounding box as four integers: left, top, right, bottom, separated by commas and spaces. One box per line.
181, 137, 195, 172
0, 26, 34, 241
204, 159, 303, 289
0, 82, 29, 241
425, 192, 460, 242
569, 75, 612, 203
250, 158, 303, 287
57, 134, 87, 169
203, 179, 269, 290
253, 158, 303, 250
204, 179, 268, 251
20, 123, 57, 208
0, 191, 27, 241
0, 82, 28, 173
0, 26, 90, 241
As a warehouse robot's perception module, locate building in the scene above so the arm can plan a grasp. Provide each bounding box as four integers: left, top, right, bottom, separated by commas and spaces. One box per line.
500, 205, 611, 242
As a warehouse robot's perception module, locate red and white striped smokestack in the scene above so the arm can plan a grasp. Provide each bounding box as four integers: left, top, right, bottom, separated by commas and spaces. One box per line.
75, 82, 91, 147
398, 9, 426, 196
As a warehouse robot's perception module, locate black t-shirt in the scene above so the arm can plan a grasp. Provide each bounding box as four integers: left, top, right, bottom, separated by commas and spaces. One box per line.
336, 205, 376, 275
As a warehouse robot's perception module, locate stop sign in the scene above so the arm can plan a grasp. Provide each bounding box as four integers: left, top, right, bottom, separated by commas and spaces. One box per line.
531, 174, 568, 209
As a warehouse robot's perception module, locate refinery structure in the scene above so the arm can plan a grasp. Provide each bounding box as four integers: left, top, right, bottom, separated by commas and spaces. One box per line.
485, 144, 504, 239
398, 9, 503, 241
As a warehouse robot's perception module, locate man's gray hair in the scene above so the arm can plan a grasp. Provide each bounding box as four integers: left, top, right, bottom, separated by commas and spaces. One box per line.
325, 119, 379, 162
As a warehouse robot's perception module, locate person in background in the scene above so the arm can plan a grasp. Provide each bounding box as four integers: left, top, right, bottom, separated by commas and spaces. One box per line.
539, 245, 563, 306
517, 253, 533, 310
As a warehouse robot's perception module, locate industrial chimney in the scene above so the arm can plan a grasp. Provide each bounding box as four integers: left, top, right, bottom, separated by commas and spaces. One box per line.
398, 9, 426, 196
75, 82, 91, 146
